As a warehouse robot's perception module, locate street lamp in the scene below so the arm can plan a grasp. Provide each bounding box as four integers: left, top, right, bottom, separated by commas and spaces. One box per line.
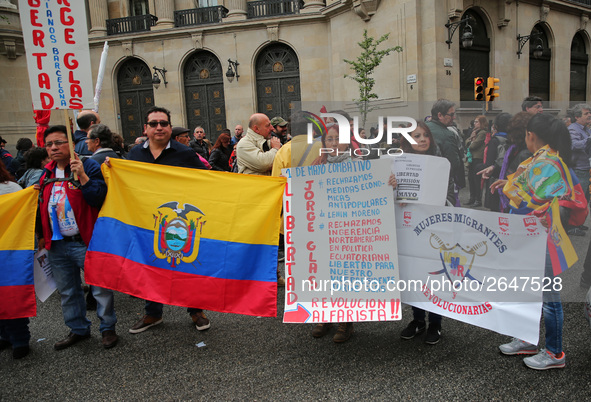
152, 66, 167, 89
445, 16, 473, 49
226, 59, 240, 83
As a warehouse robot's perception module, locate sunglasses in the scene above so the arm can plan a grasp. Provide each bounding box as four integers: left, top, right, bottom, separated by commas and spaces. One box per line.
147, 120, 170, 128
45, 140, 68, 148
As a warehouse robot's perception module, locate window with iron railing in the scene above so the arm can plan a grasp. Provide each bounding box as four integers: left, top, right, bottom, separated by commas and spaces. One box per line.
106, 14, 158, 36
247, 0, 304, 19
174, 5, 228, 27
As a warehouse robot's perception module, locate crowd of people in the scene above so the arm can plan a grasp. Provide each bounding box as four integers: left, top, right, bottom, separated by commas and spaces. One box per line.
1, 99, 590, 370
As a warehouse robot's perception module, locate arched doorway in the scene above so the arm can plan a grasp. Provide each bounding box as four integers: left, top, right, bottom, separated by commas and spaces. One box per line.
529, 24, 551, 100
184, 50, 226, 142
256, 43, 301, 119
117, 58, 155, 142
459, 9, 490, 103
570, 32, 588, 103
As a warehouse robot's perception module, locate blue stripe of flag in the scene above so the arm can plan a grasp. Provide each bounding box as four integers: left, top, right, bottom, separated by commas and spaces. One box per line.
88, 217, 277, 282
0, 250, 34, 286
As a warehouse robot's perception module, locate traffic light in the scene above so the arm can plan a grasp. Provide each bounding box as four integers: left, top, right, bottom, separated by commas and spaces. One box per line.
474, 77, 484, 101
486, 77, 500, 102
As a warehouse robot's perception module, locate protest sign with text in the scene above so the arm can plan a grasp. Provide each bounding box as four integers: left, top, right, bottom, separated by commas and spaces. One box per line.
396, 204, 547, 345
283, 159, 401, 323
389, 153, 450, 205
19, 0, 94, 110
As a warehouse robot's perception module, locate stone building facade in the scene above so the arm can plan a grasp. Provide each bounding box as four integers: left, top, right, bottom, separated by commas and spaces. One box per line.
1, 0, 590, 147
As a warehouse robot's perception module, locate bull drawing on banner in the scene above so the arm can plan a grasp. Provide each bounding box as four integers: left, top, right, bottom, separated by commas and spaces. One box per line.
428, 233, 487, 290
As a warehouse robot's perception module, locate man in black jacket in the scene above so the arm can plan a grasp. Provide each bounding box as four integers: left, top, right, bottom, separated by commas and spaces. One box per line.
189, 126, 210, 160
126, 106, 210, 334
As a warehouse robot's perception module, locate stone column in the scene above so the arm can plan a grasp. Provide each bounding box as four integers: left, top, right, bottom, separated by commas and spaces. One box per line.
302, 0, 324, 13
88, 0, 108, 37
225, 0, 247, 21
153, 0, 174, 30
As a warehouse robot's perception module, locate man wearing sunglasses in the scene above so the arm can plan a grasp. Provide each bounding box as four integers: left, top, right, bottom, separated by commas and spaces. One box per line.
37, 125, 118, 351
425, 99, 465, 206
126, 106, 209, 334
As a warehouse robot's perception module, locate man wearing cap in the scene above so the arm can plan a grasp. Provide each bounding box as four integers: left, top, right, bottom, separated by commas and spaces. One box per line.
270, 116, 289, 145
172, 126, 211, 169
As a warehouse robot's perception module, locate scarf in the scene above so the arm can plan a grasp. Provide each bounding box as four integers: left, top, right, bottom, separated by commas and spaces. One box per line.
503, 145, 588, 226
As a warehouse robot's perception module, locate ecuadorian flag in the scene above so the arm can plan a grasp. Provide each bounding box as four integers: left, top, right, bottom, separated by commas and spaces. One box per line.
85, 159, 286, 317
0, 186, 38, 319
546, 198, 578, 275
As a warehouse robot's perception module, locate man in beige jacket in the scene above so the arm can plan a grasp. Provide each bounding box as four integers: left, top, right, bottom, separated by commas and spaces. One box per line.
236, 113, 281, 175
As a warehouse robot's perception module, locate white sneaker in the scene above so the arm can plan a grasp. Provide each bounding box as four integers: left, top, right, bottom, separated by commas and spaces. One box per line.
523, 349, 565, 370
499, 338, 537, 355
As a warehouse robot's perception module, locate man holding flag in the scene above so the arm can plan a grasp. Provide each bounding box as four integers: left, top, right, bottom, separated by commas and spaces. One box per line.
37, 125, 118, 350
124, 106, 211, 334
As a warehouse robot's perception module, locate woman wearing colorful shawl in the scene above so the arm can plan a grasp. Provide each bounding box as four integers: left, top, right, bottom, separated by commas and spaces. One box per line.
490, 113, 587, 370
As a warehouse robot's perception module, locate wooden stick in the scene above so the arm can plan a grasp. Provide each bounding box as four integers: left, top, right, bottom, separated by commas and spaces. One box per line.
63, 109, 78, 181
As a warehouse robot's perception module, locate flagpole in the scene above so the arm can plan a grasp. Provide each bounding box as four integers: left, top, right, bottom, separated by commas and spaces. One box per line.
63, 109, 78, 181
93, 41, 109, 113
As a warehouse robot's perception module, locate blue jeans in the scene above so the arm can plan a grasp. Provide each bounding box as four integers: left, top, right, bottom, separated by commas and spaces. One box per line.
574, 168, 590, 204
49, 240, 117, 335
145, 301, 200, 318
412, 307, 442, 325
542, 251, 562, 354
0, 318, 30, 348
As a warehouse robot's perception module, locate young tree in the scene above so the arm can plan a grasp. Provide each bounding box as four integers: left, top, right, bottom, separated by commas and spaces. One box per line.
344, 30, 402, 128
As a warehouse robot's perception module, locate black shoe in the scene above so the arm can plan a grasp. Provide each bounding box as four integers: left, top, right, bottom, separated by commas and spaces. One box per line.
472, 201, 482, 208
13, 346, 30, 359
567, 227, 586, 237
86, 292, 97, 311
425, 324, 441, 345
101, 330, 119, 349
581, 225, 589, 231
466, 199, 476, 207
54, 332, 91, 351
400, 320, 426, 339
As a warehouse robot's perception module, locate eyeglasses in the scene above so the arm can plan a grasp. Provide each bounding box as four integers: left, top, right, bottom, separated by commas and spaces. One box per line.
147, 120, 170, 128
446, 113, 456, 117
45, 140, 68, 148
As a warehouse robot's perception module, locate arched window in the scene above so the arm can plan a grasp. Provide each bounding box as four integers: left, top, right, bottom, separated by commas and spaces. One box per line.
184, 51, 226, 141
529, 24, 551, 100
459, 9, 490, 102
570, 32, 588, 103
255, 43, 301, 119
117, 58, 154, 142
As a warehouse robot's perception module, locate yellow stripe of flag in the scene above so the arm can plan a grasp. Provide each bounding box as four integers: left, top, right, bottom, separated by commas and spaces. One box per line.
0, 186, 38, 251
100, 159, 286, 246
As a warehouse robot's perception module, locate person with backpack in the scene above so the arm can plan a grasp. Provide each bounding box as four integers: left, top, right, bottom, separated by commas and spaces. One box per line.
481, 113, 512, 212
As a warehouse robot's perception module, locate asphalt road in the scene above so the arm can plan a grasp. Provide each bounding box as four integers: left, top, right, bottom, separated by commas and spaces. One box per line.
2, 193, 591, 400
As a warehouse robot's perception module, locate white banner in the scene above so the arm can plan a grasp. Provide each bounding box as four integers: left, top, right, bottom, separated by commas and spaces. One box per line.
33, 249, 56, 302
19, 0, 94, 110
396, 204, 548, 345
389, 153, 450, 206
283, 159, 401, 323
